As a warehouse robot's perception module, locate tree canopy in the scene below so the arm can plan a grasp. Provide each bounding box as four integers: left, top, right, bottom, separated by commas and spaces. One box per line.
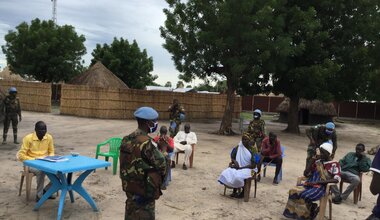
91, 37, 156, 89
161, 0, 380, 134
161, 0, 278, 134
1, 18, 86, 82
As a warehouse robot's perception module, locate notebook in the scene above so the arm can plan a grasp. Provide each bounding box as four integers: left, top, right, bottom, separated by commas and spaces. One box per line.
37, 155, 68, 162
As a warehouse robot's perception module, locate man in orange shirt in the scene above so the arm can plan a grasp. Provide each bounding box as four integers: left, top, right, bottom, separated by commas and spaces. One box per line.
17, 121, 55, 201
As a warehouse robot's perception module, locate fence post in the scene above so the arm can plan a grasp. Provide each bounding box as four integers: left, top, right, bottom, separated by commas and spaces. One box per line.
355, 101, 359, 119
268, 96, 271, 112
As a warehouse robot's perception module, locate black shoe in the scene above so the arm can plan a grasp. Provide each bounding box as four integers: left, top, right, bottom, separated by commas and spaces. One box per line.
182, 163, 187, 170
256, 174, 261, 182
161, 185, 167, 190
332, 196, 342, 204
171, 161, 175, 168
236, 191, 244, 198
273, 179, 279, 185
230, 192, 238, 198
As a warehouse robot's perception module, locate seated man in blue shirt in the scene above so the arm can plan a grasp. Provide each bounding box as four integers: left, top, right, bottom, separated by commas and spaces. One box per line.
332, 143, 371, 204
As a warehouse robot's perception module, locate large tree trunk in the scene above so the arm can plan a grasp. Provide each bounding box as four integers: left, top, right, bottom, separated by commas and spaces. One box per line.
285, 97, 300, 134
218, 79, 236, 135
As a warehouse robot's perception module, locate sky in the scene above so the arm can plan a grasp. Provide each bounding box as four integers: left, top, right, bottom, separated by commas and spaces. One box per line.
0, 0, 201, 87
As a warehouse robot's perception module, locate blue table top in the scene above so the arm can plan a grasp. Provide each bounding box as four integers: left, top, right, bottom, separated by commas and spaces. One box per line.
24, 155, 111, 174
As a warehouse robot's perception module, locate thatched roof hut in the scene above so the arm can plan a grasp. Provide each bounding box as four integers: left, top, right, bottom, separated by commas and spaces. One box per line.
69, 61, 128, 89
276, 98, 337, 125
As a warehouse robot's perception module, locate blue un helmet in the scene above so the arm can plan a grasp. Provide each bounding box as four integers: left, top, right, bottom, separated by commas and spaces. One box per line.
253, 109, 262, 119
8, 87, 17, 94
325, 122, 335, 135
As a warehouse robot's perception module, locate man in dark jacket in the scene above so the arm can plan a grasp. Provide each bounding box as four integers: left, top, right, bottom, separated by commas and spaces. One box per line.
332, 143, 371, 204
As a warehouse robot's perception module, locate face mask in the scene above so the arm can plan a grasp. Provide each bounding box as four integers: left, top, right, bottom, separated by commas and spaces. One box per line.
325, 130, 333, 135
149, 121, 158, 133
253, 114, 259, 119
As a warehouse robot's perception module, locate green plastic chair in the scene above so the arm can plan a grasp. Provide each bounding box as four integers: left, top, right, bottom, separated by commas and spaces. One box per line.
95, 137, 122, 175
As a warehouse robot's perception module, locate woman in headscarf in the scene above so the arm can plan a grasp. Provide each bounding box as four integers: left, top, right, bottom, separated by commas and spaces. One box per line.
283, 143, 341, 219
218, 132, 259, 198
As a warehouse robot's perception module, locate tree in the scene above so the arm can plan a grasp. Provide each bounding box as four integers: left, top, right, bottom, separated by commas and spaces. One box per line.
164, 81, 172, 87
91, 37, 156, 89
161, 0, 279, 134
176, 81, 184, 88
1, 19, 86, 82
186, 85, 192, 88
267, 1, 380, 133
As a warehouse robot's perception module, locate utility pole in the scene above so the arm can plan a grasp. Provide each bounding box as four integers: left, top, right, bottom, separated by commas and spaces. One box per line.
52, 0, 57, 24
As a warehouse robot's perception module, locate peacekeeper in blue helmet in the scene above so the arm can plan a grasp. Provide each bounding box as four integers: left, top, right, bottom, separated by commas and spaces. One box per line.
2, 87, 22, 144
305, 122, 337, 174
119, 106, 167, 220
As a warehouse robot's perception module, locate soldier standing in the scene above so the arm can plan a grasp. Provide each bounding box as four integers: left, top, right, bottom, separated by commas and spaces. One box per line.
119, 106, 167, 220
247, 109, 266, 151
305, 122, 337, 173
168, 99, 185, 137
2, 87, 22, 144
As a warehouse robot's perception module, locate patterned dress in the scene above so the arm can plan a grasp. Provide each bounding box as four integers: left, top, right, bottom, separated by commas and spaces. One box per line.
283, 160, 341, 220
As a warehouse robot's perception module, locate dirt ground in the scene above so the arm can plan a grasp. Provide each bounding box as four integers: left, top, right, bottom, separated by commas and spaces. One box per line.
0, 111, 379, 220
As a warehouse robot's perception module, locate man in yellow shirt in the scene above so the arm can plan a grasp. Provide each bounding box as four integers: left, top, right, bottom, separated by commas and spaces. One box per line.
17, 121, 55, 201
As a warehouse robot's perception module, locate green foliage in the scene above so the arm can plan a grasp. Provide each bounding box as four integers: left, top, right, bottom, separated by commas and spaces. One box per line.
91, 37, 156, 89
164, 81, 172, 87
1, 19, 86, 82
194, 80, 227, 93
161, 0, 282, 133
176, 80, 184, 88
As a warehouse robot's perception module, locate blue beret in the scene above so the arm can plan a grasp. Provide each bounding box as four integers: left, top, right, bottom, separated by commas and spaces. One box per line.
325, 122, 335, 130
134, 107, 159, 120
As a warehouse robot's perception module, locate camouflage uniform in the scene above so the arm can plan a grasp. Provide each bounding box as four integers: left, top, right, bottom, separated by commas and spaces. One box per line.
168, 104, 185, 137
246, 119, 266, 151
2, 94, 21, 143
305, 124, 337, 169
119, 129, 167, 220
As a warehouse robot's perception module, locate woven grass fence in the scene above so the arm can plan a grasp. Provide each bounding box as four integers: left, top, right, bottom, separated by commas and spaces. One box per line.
0, 80, 51, 112
60, 84, 241, 120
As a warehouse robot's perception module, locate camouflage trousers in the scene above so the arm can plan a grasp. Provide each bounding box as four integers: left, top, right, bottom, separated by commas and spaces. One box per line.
305, 145, 316, 170
125, 196, 155, 220
3, 114, 18, 136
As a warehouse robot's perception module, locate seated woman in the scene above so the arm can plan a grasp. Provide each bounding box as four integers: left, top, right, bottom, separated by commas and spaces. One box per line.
283, 143, 341, 219
153, 126, 174, 190
218, 132, 259, 198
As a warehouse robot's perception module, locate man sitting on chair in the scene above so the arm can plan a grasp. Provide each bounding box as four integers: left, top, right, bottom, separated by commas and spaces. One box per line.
172, 123, 197, 170
218, 132, 258, 198
331, 143, 371, 204
257, 132, 283, 184
17, 121, 56, 202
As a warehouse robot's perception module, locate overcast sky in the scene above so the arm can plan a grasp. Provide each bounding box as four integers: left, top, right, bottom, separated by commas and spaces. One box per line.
0, 0, 200, 86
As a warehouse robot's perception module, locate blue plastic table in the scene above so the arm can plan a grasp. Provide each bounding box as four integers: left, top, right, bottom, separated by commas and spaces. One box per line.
24, 155, 111, 220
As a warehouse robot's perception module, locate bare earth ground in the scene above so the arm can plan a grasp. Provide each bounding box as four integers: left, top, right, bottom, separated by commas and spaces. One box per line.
0, 111, 379, 220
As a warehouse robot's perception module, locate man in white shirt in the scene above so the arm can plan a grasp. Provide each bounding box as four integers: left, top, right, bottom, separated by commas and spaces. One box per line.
172, 123, 197, 170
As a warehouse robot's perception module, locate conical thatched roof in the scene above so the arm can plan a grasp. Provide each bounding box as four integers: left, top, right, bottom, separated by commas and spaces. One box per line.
276, 98, 337, 116
0, 66, 24, 81
70, 61, 128, 89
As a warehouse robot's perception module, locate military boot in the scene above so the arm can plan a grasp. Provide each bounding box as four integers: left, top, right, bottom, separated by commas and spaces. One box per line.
14, 135, 19, 144
2, 135, 6, 144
